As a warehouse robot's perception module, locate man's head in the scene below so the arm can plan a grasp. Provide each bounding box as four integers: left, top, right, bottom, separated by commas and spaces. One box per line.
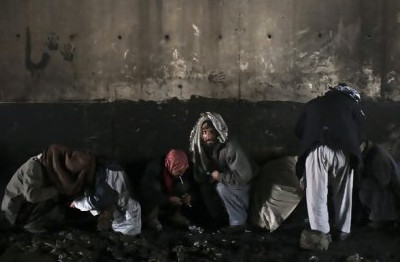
329, 83, 361, 103
201, 120, 218, 148
189, 112, 229, 163
165, 149, 189, 177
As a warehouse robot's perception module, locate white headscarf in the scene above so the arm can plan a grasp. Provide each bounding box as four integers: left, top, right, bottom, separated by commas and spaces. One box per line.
189, 112, 228, 170
329, 83, 361, 103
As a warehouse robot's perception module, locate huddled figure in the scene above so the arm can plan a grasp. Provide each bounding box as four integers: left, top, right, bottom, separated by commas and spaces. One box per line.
358, 140, 400, 228
2, 144, 141, 236
189, 112, 257, 232
140, 149, 192, 231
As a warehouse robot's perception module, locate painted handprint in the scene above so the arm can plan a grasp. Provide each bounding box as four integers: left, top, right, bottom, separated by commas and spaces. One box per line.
208, 71, 226, 83
60, 43, 75, 62
45, 32, 59, 51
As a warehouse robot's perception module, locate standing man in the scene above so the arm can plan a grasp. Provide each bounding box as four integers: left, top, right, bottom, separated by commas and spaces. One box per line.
295, 83, 366, 249
189, 112, 256, 231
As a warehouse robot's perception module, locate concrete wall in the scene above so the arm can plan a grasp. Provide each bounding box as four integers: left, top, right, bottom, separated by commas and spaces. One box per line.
1, 1, 400, 189
1, 0, 400, 102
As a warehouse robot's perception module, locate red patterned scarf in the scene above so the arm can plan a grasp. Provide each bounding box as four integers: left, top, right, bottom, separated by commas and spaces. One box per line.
163, 149, 188, 196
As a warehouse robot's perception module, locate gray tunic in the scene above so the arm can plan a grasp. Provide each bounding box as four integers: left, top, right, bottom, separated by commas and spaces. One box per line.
359, 144, 400, 221
193, 139, 256, 225
1, 155, 58, 224
194, 139, 255, 186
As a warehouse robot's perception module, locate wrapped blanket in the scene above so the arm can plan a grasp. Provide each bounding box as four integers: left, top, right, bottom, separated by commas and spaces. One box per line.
250, 156, 303, 231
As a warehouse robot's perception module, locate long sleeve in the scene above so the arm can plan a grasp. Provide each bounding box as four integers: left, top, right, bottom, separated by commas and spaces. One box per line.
219, 141, 254, 186
22, 159, 58, 203
140, 158, 168, 204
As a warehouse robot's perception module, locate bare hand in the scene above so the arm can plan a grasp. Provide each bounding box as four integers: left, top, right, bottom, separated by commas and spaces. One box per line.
182, 193, 192, 206
211, 170, 220, 180
169, 196, 183, 206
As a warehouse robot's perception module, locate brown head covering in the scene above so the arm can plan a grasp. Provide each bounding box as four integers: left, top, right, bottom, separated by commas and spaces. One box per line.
41, 144, 96, 196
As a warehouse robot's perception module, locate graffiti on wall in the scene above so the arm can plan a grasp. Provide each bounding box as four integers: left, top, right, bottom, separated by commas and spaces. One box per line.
25, 27, 50, 77
25, 28, 75, 77
208, 71, 226, 83
45, 32, 59, 51
60, 43, 75, 62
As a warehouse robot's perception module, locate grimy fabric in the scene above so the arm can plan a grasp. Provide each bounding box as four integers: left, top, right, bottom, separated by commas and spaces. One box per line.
41, 144, 95, 196
250, 156, 303, 231
193, 139, 254, 186
1, 155, 59, 225
359, 143, 400, 221
295, 89, 363, 237
305, 146, 353, 234
295, 90, 366, 179
217, 183, 250, 226
71, 165, 141, 236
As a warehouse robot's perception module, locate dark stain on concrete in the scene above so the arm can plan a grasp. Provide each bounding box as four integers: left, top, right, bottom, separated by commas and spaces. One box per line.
25, 27, 50, 76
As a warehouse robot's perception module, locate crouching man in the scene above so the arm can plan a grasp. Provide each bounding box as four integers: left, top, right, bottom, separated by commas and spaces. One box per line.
140, 149, 192, 231
1, 144, 92, 234
189, 112, 257, 232
70, 158, 141, 236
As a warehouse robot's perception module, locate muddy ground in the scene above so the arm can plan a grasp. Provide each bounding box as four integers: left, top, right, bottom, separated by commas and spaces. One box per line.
0, 201, 399, 262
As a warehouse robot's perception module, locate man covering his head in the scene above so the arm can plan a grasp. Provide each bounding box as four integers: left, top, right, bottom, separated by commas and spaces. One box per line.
189, 112, 256, 231
1, 144, 96, 234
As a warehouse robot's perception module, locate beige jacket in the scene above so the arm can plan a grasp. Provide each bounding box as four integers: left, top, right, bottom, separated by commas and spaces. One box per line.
1, 155, 58, 224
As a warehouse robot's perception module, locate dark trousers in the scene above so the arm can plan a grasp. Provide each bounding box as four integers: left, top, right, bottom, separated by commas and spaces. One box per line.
15, 200, 65, 228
